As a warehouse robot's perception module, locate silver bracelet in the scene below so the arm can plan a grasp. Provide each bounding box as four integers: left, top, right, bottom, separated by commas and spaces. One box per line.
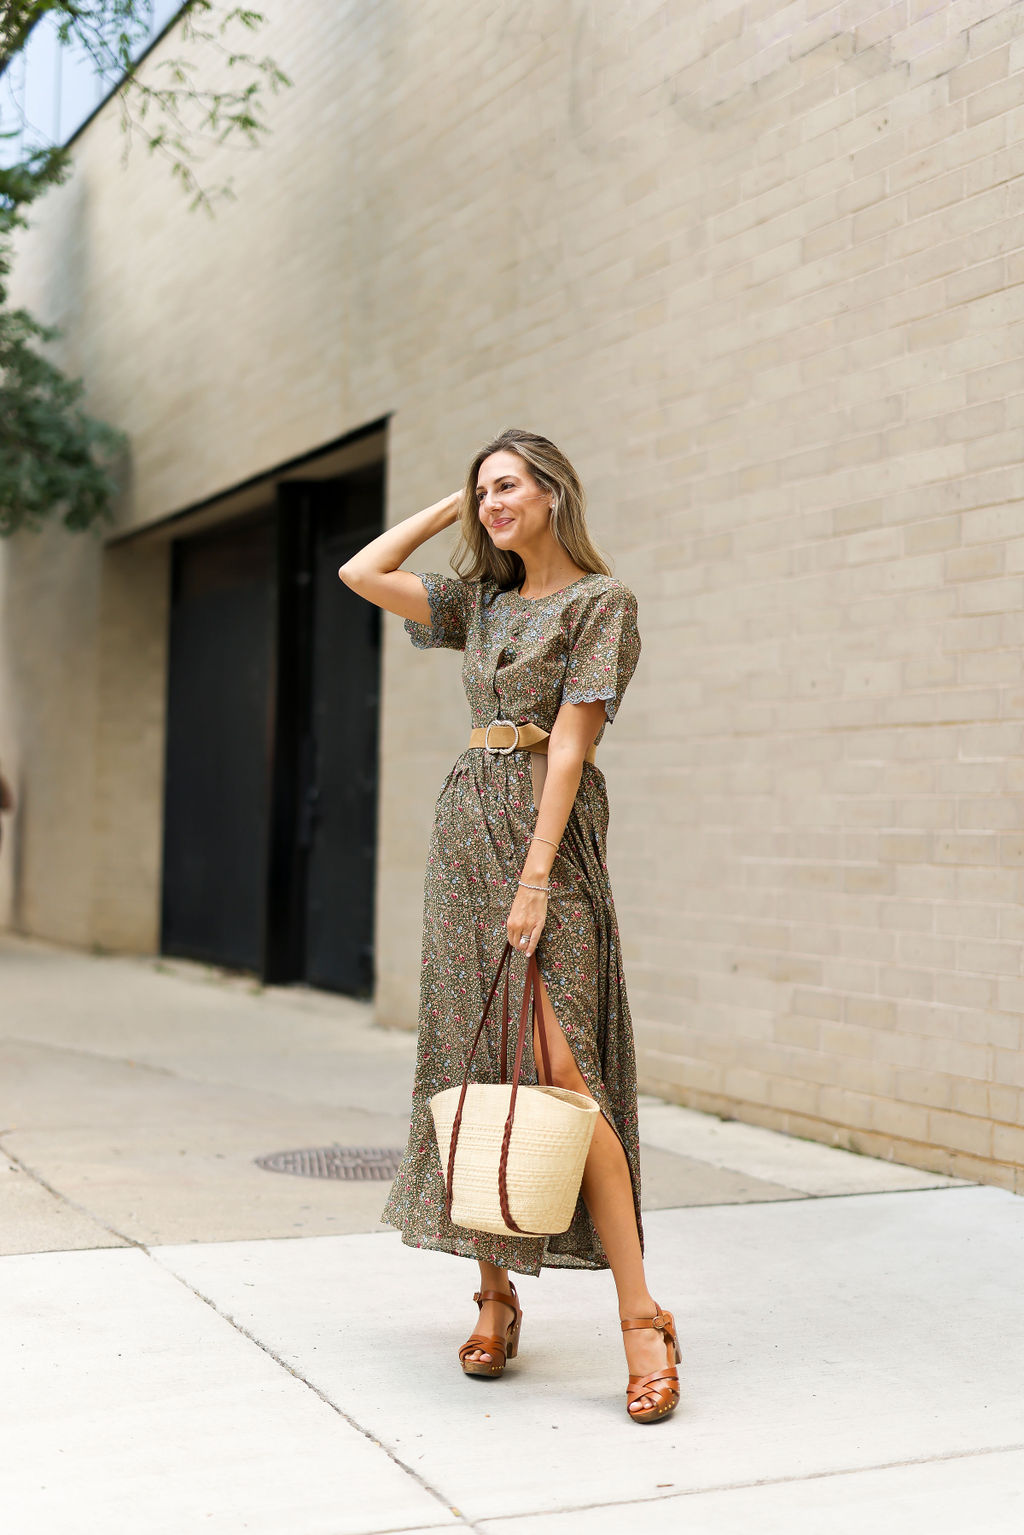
531, 835, 560, 851
517, 879, 550, 894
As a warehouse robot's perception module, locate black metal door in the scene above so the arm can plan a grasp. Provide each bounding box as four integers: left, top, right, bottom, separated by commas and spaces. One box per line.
162, 468, 382, 993
161, 515, 274, 970
266, 469, 383, 994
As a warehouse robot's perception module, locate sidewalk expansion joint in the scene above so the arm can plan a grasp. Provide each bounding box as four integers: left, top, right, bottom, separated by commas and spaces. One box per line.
0, 1141, 146, 1251
5, 1032, 181, 1078
740, 1182, 979, 1204
476, 1440, 1024, 1526
642, 1182, 978, 1214
154, 1264, 484, 1534
798, 1182, 981, 1200
3, 1031, 410, 1118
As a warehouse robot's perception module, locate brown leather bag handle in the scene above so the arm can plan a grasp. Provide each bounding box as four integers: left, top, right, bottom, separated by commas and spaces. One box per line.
497, 952, 547, 1234
443, 944, 555, 1235
444, 942, 514, 1223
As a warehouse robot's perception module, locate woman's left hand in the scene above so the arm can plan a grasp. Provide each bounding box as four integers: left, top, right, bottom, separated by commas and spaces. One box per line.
507, 885, 548, 957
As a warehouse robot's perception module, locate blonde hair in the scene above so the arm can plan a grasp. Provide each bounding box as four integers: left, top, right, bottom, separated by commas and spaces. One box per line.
450, 428, 611, 589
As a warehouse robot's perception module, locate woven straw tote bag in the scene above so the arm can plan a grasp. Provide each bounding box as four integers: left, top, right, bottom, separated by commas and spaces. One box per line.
430, 943, 599, 1238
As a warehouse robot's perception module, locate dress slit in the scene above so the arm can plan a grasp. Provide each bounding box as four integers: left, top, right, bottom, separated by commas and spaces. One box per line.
532, 952, 644, 1249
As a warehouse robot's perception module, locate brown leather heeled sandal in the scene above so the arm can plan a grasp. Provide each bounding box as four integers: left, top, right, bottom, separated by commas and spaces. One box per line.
621, 1305, 681, 1424
458, 1283, 523, 1378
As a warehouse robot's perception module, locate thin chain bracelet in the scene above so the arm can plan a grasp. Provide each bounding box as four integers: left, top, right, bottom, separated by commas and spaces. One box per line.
517, 879, 550, 894
530, 835, 560, 851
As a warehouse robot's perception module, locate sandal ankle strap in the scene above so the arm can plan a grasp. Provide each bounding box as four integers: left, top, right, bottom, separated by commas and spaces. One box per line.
621, 1309, 670, 1334
474, 1288, 519, 1314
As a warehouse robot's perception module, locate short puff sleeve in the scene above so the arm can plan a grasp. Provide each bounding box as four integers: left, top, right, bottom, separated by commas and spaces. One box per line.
404, 573, 475, 652
561, 583, 641, 724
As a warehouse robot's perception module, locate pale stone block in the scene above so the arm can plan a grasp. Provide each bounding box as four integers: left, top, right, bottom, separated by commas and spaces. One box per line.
966, 74, 1024, 124
948, 43, 1011, 100
967, 3, 1024, 55
994, 1049, 1024, 1090
907, 33, 970, 86
928, 1108, 994, 1157
945, 544, 1007, 581
989, 1084, 1022, 1122
894, 8, 949, 63
872, 1097, 932, 1140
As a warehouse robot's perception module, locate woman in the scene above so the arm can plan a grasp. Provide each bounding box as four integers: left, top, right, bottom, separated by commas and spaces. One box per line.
339, 428, 679, 1423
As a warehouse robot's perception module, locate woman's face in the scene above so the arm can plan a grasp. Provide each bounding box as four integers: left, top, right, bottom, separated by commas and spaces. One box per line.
475, 451, 553, 553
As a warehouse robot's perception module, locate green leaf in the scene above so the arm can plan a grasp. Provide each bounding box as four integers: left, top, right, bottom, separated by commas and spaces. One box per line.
0, 1, 292, 536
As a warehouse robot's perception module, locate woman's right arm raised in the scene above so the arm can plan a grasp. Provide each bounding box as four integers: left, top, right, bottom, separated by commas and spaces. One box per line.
338, 492, 462, 623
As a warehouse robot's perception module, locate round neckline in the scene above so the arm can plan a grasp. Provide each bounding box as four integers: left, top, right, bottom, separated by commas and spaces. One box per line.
512, 573, 594, 604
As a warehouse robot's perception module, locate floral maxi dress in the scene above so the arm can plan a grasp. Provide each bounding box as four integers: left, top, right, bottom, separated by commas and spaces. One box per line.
380, 571, 642, 1275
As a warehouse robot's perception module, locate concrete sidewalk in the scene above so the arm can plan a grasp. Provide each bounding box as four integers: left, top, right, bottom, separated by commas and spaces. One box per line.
1, 933, 1021, 1535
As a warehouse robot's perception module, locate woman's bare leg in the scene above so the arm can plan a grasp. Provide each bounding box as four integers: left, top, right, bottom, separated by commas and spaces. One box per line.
533, 972, 671, 1414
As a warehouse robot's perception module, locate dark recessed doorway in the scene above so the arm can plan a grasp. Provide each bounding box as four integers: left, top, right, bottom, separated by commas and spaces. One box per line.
160, 462, 383, 995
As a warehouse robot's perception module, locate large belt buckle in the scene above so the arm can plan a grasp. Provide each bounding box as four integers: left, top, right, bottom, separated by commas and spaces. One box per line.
484, 718, 519, 755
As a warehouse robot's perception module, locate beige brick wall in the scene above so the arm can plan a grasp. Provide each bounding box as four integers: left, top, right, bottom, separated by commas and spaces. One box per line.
0, 520, 103, 943
2, 1, 1023, 1189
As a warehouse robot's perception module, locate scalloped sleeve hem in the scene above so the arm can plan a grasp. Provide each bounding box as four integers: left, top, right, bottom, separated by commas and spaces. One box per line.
560, 686, 620, 725
559, 585, 641, 726
403, 572, 473, 651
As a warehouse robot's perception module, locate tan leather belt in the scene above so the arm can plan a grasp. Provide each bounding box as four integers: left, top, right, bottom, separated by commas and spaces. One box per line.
468, 719, 596, 765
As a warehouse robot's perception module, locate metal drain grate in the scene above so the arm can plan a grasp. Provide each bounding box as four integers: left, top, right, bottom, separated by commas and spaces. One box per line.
255, 1145, 404, 1181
